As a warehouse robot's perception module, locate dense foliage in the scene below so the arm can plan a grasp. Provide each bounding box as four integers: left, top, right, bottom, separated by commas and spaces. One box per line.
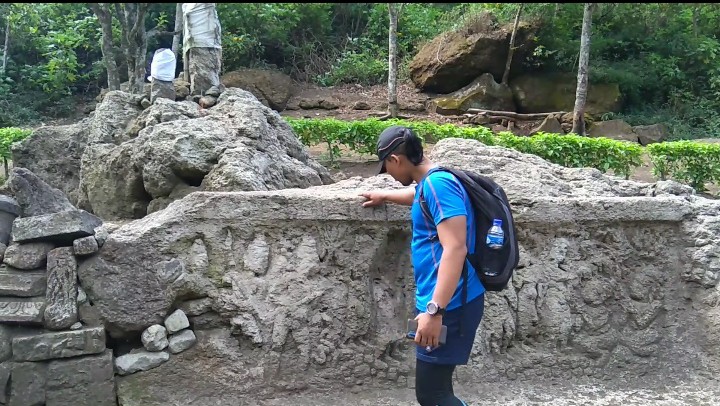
646, 141, 720, 192
0, 127, 31, 178
1, 3, 719, 138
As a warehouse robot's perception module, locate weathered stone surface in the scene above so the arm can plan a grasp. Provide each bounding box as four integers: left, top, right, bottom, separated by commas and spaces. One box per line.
188, 47, 222, 95
430, 73, 515, 115
12, 326, 106, 361
589, 119, 638, 143
221, 68, 295, 111
10, 361, 47, 406
89, 90, 144, 145
73, 236, 99, 256
174, 78, 190, 100
100, 136, 720, 404
11, 210, 102, 244
634, 123, 670, 145
0, 298, 45, 323
44, 247, 78, 329
510, 73, 622, 114
46, 350, 116, 406
0, 196, 19, 245
199, 95, 217, 108
7, 167, 75, 217
71, 321, 83, 330
11, 120, 90, 205
142, 324, 169, 351
0, 267, 46, 297
179, 297, 213, 316
0, 326, 12, 362
78, 88, 332, 220
150, 79, 176, 103
115, 350, 170, 376
2, 242, 54, 270
0, 243, 4, 262
409, 12, 537, 93
0, 362, 9, 403
164, 309, 189, 334
531, 115, 564, 135
168, 329, 196, 354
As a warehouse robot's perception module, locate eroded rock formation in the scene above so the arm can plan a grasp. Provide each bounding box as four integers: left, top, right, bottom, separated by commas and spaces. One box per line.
65, 138, 720, 405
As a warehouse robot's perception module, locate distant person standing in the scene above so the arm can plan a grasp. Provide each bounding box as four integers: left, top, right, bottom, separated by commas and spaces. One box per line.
360, 125, 485, 406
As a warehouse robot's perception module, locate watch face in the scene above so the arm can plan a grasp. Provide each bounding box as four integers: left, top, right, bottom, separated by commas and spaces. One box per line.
426, 302, 437, 314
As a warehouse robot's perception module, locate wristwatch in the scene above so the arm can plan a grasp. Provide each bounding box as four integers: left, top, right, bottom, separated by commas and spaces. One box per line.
426, 301, 446, 317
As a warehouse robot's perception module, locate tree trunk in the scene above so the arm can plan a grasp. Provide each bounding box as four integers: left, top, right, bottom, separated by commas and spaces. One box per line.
89, 3, 120, 90
572, 3, 594, 136
502, 3, 524, 85
387, 3, 400, 118
171, 3, 183, 60
2, 18, 9, 76
112, 3, 149, 94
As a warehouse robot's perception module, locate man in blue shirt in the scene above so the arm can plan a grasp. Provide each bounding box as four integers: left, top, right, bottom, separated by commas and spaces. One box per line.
360, 125, 485, 406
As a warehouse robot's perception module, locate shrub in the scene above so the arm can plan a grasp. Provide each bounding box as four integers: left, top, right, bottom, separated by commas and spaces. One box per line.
287, 118, 643, 178
646, 141, 720, 192
0, 127, 32, 160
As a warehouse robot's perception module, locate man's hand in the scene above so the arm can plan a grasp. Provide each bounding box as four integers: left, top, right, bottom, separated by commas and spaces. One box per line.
359, 191, 387, 207
414, 312, 443, 348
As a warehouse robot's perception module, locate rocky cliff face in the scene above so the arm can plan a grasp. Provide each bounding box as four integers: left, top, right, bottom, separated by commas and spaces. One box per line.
66, 138, 720, 405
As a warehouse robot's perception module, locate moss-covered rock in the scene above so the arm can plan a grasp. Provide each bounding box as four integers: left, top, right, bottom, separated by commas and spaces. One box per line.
430, 73, 515, 115
510, 73, 622, 114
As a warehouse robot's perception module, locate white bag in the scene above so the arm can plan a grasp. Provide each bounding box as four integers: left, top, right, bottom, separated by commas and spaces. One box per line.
150, 49, 176, 82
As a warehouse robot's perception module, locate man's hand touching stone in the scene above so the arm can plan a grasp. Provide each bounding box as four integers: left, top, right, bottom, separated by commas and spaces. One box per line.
359, 191, 387, 208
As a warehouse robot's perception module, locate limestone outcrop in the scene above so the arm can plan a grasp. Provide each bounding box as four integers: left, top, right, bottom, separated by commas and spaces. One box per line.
68, 138, 720, 405
14, 86, 333, 221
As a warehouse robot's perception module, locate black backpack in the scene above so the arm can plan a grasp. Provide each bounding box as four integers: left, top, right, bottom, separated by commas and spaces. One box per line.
418, 166, 520, 294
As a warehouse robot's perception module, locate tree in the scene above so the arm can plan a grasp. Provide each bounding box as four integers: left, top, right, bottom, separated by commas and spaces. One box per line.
382, 3, 406, 120
572, 3, 594, 136
171, 3, 183, 60
501, 3, 524, 86
88, 3, 120, 90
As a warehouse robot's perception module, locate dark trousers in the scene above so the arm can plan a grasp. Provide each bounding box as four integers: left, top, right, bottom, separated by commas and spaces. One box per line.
415, 359, 465, 406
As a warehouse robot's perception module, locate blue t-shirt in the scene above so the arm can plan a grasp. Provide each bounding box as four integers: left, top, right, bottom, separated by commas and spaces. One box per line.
411, 168, 485, 312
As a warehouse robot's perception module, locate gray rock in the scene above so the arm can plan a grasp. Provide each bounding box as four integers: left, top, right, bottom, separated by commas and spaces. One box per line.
179, 297, 213, 317
7, 167, 75, 217
0, 195, 19, 245
11, 121, 90, 206
73, 235, 99, 256
9, 361, 47, 406
430, 73, 515, 114
0, 267, 46, 297
78, 88, 331, 221
142, 324, 169, 351
634, 123, 670, 145
206, 85, 221, 97
164, 309, 189, 334
78, 301, 103, 327
115, 350, 170, 376
45, 350, 116, 406
588, 119, 638, 143
94, 225, 110, 247
88, 90, 144, 145
141, 97, 152, 109
531, 115, 565, 135
199, 95, 217, 108
12, 209, 102, 244
151, 79, 176, 103
2, 242, 54, 270
0, 362, 10, 403
44, 247, 78, 330
0, 243, 6, 262
0, 297, 45, 323
168, 329, 196, 354
77, 286, 88, 304
0, 326, 12, 362
12, 326, 106, 361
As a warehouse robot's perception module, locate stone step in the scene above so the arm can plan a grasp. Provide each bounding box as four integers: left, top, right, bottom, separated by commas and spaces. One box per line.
0, 267, 46, 297
12, 326, 106, 362
0, 297, 45, 323
11, 210, 102, 244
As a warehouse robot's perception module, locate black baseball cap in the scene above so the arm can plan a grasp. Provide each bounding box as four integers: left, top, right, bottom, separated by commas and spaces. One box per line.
375, 125, 417, 174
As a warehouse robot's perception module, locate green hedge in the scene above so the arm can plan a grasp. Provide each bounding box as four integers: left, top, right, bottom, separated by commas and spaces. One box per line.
287, 118, 643, 179
0, 127, 32, 161
646, 141, 720, 192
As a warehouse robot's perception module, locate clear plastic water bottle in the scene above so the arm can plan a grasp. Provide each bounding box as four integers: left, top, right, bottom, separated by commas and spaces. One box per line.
486, 219, 504, 249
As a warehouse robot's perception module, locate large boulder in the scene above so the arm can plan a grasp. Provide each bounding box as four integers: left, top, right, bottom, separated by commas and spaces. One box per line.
429, 73, 515, 115
78, 89, 332, 220
11, 120, 90, 205
409, 12, 537, 94
7, 168, 75, 218
75, 137, 720, 404
633, 123, 670, 145
221, 69, 295, 111
588, 119, 638, 143
510, 73, 622, 114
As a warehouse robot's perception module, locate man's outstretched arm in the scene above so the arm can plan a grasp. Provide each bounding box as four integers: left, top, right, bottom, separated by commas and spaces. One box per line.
359, 187, 415, 207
